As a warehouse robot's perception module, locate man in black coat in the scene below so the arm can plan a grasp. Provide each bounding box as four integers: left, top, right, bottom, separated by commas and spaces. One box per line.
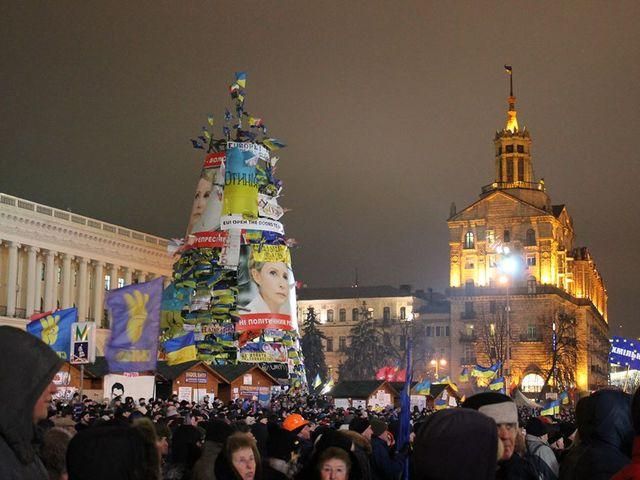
0, 326, 63, 480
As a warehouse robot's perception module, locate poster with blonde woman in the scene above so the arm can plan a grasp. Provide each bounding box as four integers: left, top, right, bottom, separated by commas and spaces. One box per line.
185, 153, 225, 236
236, 244, 297, 332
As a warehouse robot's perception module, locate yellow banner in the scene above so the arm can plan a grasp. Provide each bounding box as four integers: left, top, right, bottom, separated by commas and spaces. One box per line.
251, 245, 291, 266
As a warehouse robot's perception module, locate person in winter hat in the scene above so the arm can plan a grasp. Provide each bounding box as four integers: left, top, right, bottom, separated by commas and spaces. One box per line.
0, 326, 63, 480
463, 392, 537, 480
412, 408, 501, 480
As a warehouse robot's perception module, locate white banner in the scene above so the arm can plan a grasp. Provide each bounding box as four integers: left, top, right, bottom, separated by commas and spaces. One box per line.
70, 322, 96, 364
258, 194, 284, 220
220, 215, 284, 235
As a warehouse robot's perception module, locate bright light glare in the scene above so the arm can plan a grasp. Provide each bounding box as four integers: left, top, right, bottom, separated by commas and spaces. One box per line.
499, 275, 509, 284
501, 256, 518, 274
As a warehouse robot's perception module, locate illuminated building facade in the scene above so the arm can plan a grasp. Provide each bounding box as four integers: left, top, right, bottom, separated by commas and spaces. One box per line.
447, 90, 609, 392
0, 192, 173, 352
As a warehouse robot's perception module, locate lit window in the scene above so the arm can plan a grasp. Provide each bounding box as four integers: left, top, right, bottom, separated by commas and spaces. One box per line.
521, 373, 545, 393
104, 275, 111, 291
326, 309, 334, 322
117, 277, 125, 288
464, 232, 475, 249
57, 267, 62, 284
527, 255, 537, 266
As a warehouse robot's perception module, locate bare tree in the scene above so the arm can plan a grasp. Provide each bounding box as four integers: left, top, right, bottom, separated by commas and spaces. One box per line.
540, 310, 578, 394
476, 303, 512, 377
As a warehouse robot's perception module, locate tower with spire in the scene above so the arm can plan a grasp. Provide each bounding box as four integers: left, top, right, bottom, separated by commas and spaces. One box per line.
445, 67, 609, 394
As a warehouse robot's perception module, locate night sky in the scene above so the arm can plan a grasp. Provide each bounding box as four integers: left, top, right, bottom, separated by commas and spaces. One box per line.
2, 3, 639, 335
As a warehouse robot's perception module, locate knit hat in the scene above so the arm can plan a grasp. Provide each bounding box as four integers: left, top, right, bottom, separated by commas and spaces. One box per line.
348, 417, 370, 434
370, 418, 388, 437
462, 392, 518, 425
267, 425, 300, 461
166, 406, 179, 418
525, 417, 549, 437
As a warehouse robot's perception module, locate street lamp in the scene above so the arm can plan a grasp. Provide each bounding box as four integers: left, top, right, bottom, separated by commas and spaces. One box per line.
497, 245, 519, 389
430, 358, 447, 380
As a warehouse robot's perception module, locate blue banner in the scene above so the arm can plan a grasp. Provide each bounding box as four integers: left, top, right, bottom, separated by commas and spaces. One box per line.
105, 278, 163, 372
26, 307, 77, 360
610, 336, 640, 370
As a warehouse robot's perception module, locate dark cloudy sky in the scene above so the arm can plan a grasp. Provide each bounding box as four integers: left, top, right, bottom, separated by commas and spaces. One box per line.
2, 2, 639, 335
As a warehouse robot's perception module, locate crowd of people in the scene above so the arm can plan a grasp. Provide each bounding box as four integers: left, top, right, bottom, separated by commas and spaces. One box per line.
2, 325, 640, 480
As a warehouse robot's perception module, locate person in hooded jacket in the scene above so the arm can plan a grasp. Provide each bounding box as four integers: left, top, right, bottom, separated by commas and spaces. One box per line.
611, 385, 640, 480
0, 326, 63, 480
192, 420, 235, 480
412, 408, 501, 480
560, 389, 633, 480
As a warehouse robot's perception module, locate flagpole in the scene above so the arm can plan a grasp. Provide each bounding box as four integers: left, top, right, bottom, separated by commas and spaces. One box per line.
80, 364, 84, 398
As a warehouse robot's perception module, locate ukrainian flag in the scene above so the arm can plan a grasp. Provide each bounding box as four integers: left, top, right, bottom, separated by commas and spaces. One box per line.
471, 361, 501, 379
313, 373, 322, 389
163, 331, 197, 366
489, 376, 505, 392
415, 380, 431, 396
434, 397, 448, 410
320, 378, 334, 394
541, 399, 560, 416
459, 367, 470, 382
559, 391, 570, 405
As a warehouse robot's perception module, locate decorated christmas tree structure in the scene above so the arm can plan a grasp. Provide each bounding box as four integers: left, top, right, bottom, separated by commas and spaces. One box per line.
160, 72, 307, 388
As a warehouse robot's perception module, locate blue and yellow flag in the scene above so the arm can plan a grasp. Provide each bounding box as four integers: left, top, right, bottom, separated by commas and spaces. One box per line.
471, 361, 501, 379
320, 378, 335, 395
415, 379, 431, 396
163, 331, 197, 366
235, 71, 247, 89
541, 399, 560, 416
262, 138, 286, 151
559, 391, 570, 405
26, 307, 77, 360
313, 373, 322, 389
489, 376, 506, 392
459, 367, 470, 382
434, 397, 448, 410
105, 277, 163, 372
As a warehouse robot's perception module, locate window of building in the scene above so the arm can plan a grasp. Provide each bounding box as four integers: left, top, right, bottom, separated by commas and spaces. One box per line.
486, 230, 495, 245
506, 144, 514, 153
465, 259, 475, 269
521, 373, 545, 393
464, 232, 475, 249
326, 309, 334, 322
527, 276, 537, 293
517, 145, 524, 153
104, 275, 111, 291
400, 307, 406, 320
339, 308, 346, 322
339, 337, 347, 351
383, 333, 391, 346
435, 326, 442, 337
465, 301, 474, 315
57, 267, 62, 284
383, 307, 391, 322
352, 308, 359, 321
326, 338, 333, 352
527, 255, 536, 266
118, 277, 125, 288
445, 326, 450, 337
503, 230, 511, 243
518, 157, 525, 182
73, 270, 77, 287
525, 229, 536, 246
506, 159, 514, 182
527, 324, 538, 338
41, 263, 45, 281
426, 326, 432, 337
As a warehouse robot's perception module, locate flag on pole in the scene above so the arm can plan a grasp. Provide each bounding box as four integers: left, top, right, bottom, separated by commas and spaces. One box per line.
396, 338, 412, 479
459, 367, 470, 382
415, 379, 431, 395
489, 376, 506, 392
313, 373, 322, 389
105, 278, 163, 372
559, 391, 570, 405
26, 307, 77, 360
320, 378, 334, 394
504, 65, 513, 74
163, 331, 197, 366
471, 361, 501, 379
541, 399, 560, 416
